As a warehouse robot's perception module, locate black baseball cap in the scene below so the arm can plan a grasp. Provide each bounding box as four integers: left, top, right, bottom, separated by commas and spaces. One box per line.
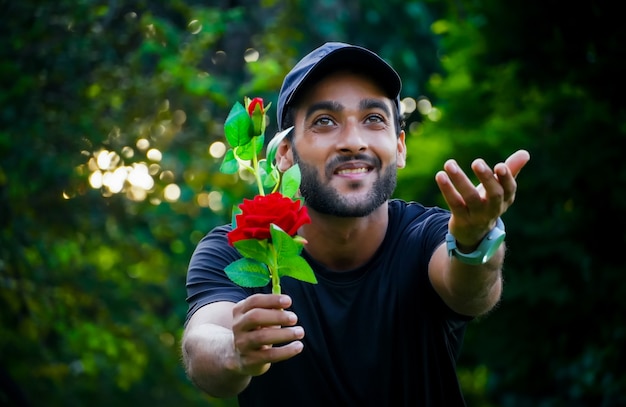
276, 42, 402, 130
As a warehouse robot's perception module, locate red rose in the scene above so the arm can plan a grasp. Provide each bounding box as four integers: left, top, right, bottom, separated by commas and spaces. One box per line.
247, 97, 264, 116
227, 192, 310, 246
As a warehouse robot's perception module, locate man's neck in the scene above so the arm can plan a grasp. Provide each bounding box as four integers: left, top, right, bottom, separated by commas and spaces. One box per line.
298, 202, 389, 271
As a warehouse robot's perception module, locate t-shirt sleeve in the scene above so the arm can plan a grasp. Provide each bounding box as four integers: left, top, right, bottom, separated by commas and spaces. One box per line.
184, 225, 249, 325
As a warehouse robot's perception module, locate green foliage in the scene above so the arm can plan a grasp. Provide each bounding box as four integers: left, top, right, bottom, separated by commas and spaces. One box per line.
279, 165, 301, 199
224, 257, 271, 288
233, 239, 272, 265
225, 223, 316, 290
413, 1, 626, 406
224, 103, 255, 153
269, 225, 316, 284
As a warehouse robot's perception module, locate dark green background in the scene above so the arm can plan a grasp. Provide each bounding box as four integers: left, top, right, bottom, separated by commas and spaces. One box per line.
2, 0, 624, 406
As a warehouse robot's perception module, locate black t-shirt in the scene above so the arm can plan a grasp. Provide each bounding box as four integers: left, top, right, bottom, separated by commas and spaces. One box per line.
186, 199, 472, 406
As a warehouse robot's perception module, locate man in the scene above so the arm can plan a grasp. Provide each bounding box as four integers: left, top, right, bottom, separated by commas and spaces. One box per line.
182, 42, 530, 406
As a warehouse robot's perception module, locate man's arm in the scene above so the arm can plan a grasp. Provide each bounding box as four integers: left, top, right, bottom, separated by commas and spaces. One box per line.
181, 295, 305, 398
182, 302, 250, 397
429, 149, 530, 317
429, 242, 504, 316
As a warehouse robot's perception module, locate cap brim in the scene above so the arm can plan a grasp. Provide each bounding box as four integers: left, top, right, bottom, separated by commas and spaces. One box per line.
286, 46, 401, 108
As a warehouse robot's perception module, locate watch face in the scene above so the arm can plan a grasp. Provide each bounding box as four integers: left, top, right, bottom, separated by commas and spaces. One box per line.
482, 233, 506, 263
480, 229, 506, 264
446, 219, 506, 265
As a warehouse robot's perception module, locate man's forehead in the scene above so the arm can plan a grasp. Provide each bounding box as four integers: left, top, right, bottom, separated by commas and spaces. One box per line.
298, 71, 392, 106
302, 98, 393, 117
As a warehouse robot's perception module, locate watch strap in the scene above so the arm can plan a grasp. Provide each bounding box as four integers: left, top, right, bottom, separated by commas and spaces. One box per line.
446, 218, 506, 265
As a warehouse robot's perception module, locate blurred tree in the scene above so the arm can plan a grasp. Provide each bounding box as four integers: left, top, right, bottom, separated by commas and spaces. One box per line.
408, 1, 626, 406
0, 1, 262, 406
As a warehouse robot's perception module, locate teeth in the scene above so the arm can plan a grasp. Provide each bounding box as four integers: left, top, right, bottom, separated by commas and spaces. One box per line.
337, 168, 368, 175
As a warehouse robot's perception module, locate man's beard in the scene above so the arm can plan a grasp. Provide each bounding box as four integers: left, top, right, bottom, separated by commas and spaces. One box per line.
293, 148, 397, 217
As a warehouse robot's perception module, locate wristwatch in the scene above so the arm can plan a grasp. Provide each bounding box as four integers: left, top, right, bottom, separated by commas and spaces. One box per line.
446, 218, 506, 265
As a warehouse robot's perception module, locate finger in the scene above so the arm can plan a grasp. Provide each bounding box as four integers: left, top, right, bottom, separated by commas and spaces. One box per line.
246, 325, 305, 348
239, 340, 304, 376
503, 149, 530, 178
260, 340, 304, 363
236, 326, 304, 373
493, 162, 518, 204
235, 308, 299, 333
444, 159, 481, 199
236, 293, 292, 314
494, 149, 529, 203
435, 170, 466, 214
471, 158, 503, 212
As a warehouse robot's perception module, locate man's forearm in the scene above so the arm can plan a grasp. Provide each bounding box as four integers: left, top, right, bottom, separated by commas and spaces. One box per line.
446, 244, 505, 316
182, 323, 251, 398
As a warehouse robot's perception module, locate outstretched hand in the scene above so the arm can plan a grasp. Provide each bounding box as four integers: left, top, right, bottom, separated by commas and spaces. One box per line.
434, 149, 530, 248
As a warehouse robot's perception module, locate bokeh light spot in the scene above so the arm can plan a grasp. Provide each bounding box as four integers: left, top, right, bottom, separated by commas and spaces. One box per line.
417, 97, 433, 115
208, 191, 223, 212
209, 141, 226, 158
136, 138, 150, 151
188, 20, 202, 34
401, 97, 416, 116
164, 184, 181, 202
244, 48, 260, 63
147, 148, 162, 162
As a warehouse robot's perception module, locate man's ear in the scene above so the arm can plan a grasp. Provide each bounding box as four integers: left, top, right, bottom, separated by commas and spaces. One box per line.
275, 138, 294, 172
396, 130, 407, 169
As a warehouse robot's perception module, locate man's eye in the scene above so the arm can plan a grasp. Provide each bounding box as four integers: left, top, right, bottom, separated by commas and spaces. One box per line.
365, 114, 385, 124
314, 117, 335, 126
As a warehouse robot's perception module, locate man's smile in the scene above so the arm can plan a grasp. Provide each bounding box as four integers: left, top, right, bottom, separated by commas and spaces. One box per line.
334, 162, 373, 177
329, 159, 377, 179
336, 167, 369, 175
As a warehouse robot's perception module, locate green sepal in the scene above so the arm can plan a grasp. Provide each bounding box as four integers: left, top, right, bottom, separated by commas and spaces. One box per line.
224, 258, 270, 287
280, 164, 301, 198
250, 103, 265, 136
224, 102, 254, 148
233, 238, 272, 265
220, 149, 239, 174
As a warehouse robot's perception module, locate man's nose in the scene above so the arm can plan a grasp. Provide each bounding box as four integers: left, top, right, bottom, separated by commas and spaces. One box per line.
336, 118, 366, 153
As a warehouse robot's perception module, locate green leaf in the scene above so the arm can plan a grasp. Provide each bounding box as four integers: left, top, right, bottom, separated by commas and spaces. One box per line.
266, 126, 293, 164
259, 158, 274, 174
270, 224, 302, 258
277, 255, 317, 284
269, 224, 316, 284
220, 149, 239, 174
224, 102, 254, 147
259, 162, 278, 189
224, 258, 270, 287
280, 164, 301, 198
233, 238, 271, 264
234, 135, 263, 160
